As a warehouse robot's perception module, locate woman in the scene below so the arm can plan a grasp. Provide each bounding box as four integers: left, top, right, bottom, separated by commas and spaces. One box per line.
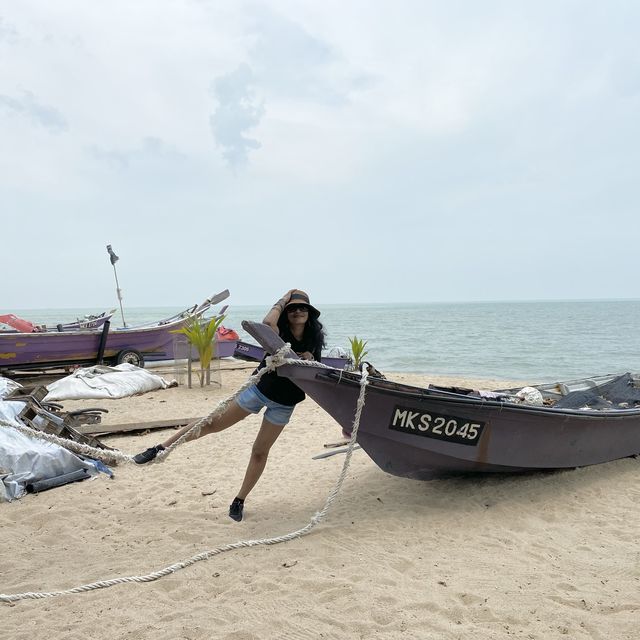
133, 289, 326, 522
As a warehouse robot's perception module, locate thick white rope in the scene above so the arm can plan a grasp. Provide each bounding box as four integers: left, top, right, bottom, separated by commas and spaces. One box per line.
0, 345, 326, 466
0, 354, 369, 603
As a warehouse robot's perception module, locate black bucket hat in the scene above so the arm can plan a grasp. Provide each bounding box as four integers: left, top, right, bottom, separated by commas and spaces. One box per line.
283, 290, 320, 318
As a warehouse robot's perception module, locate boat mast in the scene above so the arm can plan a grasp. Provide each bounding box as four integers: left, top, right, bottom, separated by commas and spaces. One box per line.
106, 244, 127, 327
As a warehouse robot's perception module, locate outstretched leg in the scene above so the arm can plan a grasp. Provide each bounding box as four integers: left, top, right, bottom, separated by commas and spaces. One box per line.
134, 401, 251, 464
163, 401, 250, 447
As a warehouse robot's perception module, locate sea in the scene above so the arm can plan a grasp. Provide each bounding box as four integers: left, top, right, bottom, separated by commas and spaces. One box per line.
9, 300, 640, 383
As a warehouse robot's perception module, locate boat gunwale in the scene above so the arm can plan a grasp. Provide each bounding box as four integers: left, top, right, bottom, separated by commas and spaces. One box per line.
0, 315, 191, 339
307, 368, 640, 419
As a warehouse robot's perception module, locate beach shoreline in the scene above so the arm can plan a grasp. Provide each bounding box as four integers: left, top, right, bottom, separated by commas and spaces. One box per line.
3, 364, 639, 639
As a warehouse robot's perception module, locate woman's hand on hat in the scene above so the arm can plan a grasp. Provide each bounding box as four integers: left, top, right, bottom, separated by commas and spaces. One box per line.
272, 290, 295, 313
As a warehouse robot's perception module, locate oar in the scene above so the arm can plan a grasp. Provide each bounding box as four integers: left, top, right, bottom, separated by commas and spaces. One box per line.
208, 289, 230, 305
194, 290, 231, 315
241, 320, 297, 358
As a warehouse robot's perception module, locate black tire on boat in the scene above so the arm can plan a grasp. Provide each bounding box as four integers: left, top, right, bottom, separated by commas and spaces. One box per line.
115, 349, 145, 368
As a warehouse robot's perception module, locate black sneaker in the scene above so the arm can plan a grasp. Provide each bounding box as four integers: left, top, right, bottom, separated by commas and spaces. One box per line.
229, 498, 244, 522
133, 444, 165, 465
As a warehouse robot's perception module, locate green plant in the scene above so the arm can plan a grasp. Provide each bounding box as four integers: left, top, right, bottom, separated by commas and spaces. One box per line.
348, 336, 369, 370
172, 313, 226, 386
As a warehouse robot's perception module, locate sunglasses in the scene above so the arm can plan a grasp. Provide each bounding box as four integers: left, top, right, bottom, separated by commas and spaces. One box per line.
287, 304, 309, 313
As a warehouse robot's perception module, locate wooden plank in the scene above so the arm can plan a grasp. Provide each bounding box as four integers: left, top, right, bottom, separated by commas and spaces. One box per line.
76, 417, 201, 436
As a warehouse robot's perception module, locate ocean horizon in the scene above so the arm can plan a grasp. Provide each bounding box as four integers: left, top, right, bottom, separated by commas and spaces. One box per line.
5, 299, 639, 383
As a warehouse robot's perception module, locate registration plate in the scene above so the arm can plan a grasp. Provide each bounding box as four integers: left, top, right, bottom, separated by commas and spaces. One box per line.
389, 405, 485, 446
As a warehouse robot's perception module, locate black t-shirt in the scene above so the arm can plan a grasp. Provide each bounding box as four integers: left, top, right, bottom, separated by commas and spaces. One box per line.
255, 333, 322, 407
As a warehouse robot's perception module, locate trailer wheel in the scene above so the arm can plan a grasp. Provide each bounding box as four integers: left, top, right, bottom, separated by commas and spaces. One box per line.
115, 349, 145, 368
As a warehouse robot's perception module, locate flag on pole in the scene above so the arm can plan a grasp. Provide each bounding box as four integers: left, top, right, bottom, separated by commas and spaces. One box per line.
106, 244, 119, 265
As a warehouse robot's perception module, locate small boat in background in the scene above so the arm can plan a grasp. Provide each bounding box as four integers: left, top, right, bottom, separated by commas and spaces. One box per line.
233, 340, 267, 362
0, 291, 229, 373
233, 340, 351, 370
242, 320, 640, 481
0, 310, 115, 333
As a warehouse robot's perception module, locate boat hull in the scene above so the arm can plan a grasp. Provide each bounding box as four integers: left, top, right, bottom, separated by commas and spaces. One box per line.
279, 365, 640, 479
0, 323, 181, 370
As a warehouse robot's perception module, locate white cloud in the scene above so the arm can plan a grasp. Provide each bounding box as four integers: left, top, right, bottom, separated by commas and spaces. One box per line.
1, 1, 639, 307
0, 89, 67, 132
209, 63, 265, 168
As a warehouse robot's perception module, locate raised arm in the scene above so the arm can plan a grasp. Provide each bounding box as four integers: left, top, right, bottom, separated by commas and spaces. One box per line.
263, 289, 296, 332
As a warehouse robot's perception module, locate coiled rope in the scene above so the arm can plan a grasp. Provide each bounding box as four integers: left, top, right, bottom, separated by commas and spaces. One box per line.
0, 349, 369, 603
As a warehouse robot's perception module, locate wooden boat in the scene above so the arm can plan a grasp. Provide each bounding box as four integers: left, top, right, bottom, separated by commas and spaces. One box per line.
0, 310, 115, 333
243, 321, 640, 480
233, 339, 351, 370
0, 291, 229, 373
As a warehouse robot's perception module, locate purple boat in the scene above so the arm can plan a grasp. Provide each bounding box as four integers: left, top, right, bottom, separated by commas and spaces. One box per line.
0, 291, 229, 372
233, 340, 350, 370
243, 320, 640, 481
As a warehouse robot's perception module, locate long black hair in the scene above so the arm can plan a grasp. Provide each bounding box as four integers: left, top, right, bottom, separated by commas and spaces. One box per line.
277, 312, 326, 351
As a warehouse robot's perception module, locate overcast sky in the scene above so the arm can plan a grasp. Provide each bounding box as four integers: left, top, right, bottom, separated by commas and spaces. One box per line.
2, 1, 639, 310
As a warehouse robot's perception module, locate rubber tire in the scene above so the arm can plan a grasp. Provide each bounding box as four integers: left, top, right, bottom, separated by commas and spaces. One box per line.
115, 349, 145, 368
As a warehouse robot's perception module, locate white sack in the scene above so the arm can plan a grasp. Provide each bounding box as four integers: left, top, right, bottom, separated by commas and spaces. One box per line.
515, 386, 544, 405
0, 401, 95, 502
44, 363, 177, 401
0, 375, 22, 400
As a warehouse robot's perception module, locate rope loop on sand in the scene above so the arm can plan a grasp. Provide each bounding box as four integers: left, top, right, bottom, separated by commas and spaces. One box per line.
0, 353, 369, 603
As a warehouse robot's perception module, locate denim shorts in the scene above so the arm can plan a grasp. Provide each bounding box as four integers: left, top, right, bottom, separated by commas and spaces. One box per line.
235, 384, 295, 426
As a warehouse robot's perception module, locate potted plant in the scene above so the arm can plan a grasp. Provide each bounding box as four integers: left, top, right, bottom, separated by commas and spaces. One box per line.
172, 313, 226, 387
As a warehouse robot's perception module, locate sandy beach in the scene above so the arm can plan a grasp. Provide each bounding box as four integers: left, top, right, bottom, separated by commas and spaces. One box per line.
3, 362, 640, 639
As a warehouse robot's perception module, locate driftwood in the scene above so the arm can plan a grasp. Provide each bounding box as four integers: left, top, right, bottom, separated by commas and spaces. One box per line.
323, 439, 350, 449
76, 417, 200, 436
